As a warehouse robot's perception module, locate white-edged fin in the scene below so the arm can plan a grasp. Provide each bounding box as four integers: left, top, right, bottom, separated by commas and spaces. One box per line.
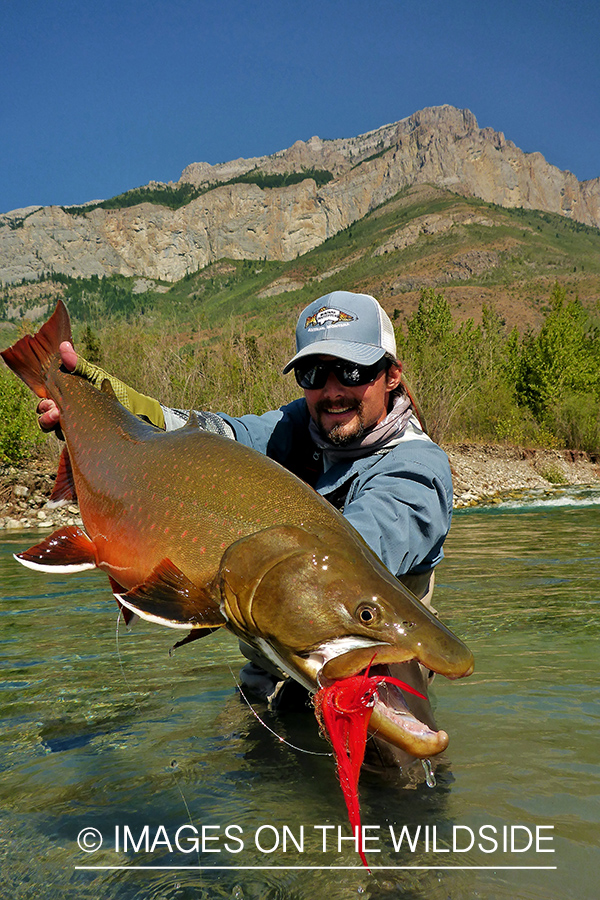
117, 596, 193, 630
14, 553, 96, 574
14, 526, 97, 573
116, 558, 225, 632
109, 584, 140, 628
45, 498, 70, 510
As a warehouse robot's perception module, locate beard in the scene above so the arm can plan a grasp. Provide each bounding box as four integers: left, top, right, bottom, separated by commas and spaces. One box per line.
313, 399, 367, 446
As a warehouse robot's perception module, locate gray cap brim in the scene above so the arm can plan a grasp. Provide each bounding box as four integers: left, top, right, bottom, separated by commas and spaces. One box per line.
283, 340, 386, 374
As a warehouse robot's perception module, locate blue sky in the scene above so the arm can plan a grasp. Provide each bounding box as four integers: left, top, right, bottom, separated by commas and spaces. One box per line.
2, 0, 599, 214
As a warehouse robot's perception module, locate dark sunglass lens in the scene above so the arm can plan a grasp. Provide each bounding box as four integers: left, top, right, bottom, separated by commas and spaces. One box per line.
338, 363, 362, 385
295, 356, 388, 389
295, 362, 324, 389
337, 359, 386, 386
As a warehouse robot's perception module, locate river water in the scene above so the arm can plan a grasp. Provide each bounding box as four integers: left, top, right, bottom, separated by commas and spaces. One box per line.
1, 486, 599, 900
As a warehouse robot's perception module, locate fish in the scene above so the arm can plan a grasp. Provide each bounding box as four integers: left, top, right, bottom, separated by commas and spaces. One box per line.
1, 300, 474, 768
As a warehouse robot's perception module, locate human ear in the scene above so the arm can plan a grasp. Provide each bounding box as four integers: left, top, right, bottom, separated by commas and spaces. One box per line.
386, 362, 403, 390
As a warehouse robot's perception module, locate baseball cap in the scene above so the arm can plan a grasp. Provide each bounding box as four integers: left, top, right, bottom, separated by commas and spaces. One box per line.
283, 291, 397, 373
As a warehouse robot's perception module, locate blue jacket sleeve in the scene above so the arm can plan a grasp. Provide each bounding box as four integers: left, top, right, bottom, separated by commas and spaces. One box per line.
219, 399, 307, 463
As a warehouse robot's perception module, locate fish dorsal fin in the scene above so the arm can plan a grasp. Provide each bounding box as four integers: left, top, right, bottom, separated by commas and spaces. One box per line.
48, 447, 77, 505
100, 378, 117, 398
118, 559, 225, 631
15, 526, 97, 573
184, 410, 200, 430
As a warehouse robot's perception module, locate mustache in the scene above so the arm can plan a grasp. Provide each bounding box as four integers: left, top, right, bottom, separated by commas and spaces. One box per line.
314, 399, 361, 415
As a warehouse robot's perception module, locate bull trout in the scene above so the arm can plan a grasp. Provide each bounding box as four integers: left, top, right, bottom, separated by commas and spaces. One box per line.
2, 300, 473, 765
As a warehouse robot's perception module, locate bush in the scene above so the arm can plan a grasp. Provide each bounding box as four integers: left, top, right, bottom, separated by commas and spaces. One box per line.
396, 289, 521, 444
396, 285, 600, 453
88, 319, 298, 418
552, 391, 600, 454
0, 366, 44, 464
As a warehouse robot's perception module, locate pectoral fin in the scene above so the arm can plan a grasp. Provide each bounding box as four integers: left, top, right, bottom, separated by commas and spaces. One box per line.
118, 559, 226, 631
15, 526, 97, 573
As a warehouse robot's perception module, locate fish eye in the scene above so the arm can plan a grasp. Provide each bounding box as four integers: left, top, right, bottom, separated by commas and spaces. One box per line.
357, 604, 378, 625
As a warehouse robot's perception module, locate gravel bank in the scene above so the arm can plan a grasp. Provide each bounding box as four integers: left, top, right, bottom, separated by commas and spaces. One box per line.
2, 445, 600, 531
447, 445, 600, 507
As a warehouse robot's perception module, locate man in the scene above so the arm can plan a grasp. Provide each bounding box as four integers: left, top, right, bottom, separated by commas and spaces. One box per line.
39, 290, 453, 704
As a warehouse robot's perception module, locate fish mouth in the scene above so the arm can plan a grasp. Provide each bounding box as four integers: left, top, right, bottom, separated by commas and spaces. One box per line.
300, 637, 463, 759
367, 664, 449, 758
318, 660, 449, 759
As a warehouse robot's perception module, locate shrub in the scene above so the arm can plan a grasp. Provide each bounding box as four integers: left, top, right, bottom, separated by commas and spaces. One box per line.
0, 366, 44, 464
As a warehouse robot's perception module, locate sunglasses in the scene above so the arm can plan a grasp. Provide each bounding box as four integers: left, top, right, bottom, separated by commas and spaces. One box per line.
294, 356, 389, 390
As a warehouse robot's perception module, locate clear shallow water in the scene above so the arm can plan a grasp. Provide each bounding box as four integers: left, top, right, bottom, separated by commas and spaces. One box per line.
1, 488, 599, 899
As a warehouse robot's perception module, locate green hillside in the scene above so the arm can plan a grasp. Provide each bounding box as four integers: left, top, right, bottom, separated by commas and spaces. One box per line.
143, 183, 600, 334
2, 184, 600, 463
4, 183, 600, 338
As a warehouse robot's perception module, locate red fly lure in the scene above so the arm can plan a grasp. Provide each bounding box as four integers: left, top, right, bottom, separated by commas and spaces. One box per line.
313, 665, 426, 870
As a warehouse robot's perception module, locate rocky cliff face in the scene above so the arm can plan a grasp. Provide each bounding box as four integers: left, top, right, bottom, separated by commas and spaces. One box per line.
2, 106, 599, 284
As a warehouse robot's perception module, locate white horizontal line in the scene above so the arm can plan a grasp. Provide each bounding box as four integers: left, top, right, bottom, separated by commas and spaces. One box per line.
75, 865, 558, 871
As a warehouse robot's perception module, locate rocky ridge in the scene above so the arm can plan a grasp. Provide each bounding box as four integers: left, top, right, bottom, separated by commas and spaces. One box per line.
1, 106, 599, 285
2, 446, 599, 532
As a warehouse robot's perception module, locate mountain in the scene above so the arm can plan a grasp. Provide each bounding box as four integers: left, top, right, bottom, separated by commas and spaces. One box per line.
1, 105, 599, 286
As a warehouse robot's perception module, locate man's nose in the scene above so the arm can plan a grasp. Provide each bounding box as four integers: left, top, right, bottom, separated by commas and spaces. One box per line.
320, 371, 345, 395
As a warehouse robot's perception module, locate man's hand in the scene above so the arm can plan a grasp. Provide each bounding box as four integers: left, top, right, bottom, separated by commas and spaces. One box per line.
37, 341, 78, 432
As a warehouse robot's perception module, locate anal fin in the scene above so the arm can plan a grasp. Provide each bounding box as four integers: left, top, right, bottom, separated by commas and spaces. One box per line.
15, 526, 97, 573
118, 559, 225, 631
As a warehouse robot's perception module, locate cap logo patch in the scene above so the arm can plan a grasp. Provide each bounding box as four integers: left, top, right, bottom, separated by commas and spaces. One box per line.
305, 307, 356, 329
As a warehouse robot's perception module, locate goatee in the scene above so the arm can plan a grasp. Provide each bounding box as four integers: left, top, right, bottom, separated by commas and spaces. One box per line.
314, 400, 365, 446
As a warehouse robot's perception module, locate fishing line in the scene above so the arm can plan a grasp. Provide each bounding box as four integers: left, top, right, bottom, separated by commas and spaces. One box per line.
114, 611, 130, 688
226, 662, 332, 757
114, 610, 144, 714
115, 612, 199, 857
171, 764, 201, 867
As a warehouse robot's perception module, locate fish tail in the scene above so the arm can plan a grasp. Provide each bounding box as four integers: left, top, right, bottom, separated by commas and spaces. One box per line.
0, 299, 72, 398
